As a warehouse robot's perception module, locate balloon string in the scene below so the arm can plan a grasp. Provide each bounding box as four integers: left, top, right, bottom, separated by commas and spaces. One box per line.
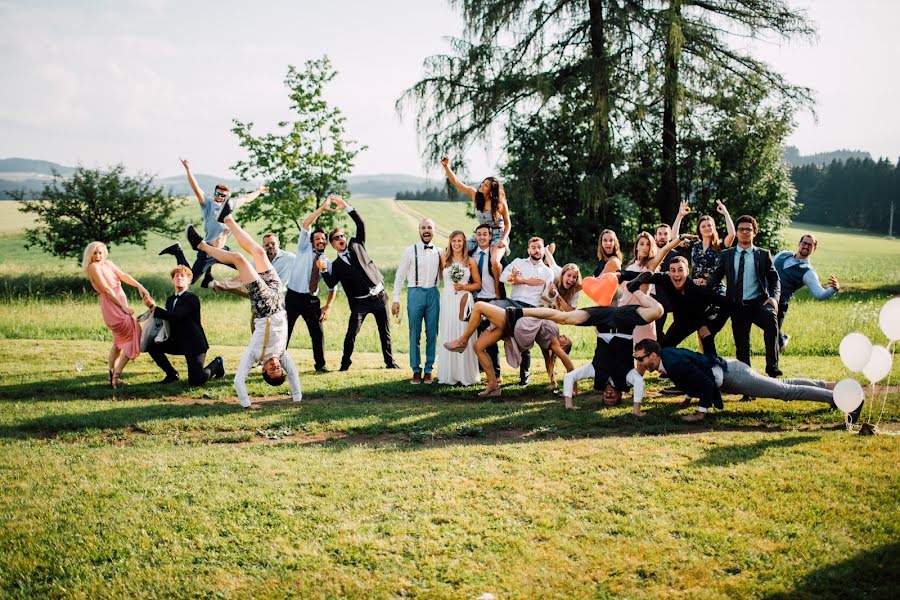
874, 340, 895, 429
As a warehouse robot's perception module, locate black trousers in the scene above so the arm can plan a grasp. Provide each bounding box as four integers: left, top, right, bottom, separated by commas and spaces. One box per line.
660, 317, 725, 356
342, 291, 397, 369
777, 302, 790, 345
731, 298, 780, 374
148, 342, 211, 386
475, 297, 501, 378
285, 289, 326, 370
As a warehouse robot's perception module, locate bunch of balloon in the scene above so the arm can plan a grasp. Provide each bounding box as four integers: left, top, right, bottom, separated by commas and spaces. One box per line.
835, 297, 900, 434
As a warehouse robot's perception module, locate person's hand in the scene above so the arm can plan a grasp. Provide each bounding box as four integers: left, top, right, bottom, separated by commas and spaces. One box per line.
441, 155, 449, 168
123, 306, 134, 316
495, 239, 507, 249
829, 275, 840, 291
180, 157, 190, 170
679, 199, 691, 217
391, 302, 400, 317
315, 256, 327, 271
258, 185, 269, 194
698, 326, 711, 339
453, 282, 464, 292
766, 297, 778, 313
715, 199, 729, 214
319, 196, 333, 212
526, 277, 545, 286
142, 295, 155, 309
509, 266, 520, 283
319, 305, 331, 322
329, 194, 347, 210
694, 278, 707, 286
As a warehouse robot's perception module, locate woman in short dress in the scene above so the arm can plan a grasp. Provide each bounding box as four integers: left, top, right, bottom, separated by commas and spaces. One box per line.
84, 241, 154, 388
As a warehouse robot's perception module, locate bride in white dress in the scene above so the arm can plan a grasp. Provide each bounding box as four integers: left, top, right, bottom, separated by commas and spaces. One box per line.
437, 230, 482, 385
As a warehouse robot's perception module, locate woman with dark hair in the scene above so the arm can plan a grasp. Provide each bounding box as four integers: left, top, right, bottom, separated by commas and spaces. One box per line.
441, 156, 512, 265
619, 232, 684, 344
594, 229, 623, 276
672, 199, 735, 293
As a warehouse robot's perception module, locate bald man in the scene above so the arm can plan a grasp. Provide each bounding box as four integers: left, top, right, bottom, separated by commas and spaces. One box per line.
392, 218, 442, 384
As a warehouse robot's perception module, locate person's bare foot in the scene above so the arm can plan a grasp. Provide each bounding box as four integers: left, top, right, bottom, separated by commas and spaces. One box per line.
678, 397, 692, 409
477, 386, 501, 397
546, 242, 556, 255
682, 412, 706, 422
633, 408, 645, 417
244, 403, 262, 410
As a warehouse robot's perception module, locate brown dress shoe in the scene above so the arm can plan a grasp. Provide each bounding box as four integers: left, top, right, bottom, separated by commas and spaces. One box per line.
423, 373, 433, 384
411, 372, 422, 385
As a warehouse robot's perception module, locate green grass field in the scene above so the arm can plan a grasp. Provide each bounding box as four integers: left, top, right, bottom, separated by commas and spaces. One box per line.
0, 199, 898, 597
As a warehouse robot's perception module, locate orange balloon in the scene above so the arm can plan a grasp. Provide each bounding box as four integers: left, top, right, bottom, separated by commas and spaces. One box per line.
581, 273, 618, 306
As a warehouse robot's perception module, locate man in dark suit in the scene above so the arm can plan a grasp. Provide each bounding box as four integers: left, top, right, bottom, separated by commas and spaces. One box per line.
706, 214, 782, 378
147, 265, 224, 385
634, 339, 856, 423
319, 195, 400, 372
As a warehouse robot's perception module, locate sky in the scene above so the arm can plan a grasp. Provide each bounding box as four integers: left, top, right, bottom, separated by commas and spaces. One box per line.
0, 0, 897, 182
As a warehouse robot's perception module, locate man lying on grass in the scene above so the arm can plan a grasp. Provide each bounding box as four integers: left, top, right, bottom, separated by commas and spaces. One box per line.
185, 201, 301, 409
632, 339, 862, 423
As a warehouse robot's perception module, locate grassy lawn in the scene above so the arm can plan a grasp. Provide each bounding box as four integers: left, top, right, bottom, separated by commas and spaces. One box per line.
0, 199, 898, 597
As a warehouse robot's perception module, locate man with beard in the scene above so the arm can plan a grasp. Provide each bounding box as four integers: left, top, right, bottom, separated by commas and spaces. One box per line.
284, 199, 338, 373
499, 236, 556, 386
469, 224, 504, 381
392, 218, 442, 384
773, 234, 840, 351
320, 195, 400, 372
652, 222, 689, 337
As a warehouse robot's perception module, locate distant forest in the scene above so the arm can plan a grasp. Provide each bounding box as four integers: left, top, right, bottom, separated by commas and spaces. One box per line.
395, 186, 461, 201
792, 157, 899, 234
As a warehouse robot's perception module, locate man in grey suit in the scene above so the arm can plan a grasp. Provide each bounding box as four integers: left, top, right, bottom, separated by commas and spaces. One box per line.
706, 215, 782, 378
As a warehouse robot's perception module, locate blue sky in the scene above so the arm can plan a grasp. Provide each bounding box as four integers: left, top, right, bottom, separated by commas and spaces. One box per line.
0, 0, 897, 180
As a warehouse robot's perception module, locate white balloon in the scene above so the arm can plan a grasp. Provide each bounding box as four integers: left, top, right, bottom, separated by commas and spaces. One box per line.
832, 378, 864, 414
862, 345, 892, 384
879, 297, 900, 341
839, 332, 872, 373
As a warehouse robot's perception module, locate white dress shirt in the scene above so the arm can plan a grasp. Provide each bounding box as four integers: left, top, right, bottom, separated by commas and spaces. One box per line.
472, 246, 497, 299
392, 241, 443, 302
500, 258, 554, 306
234, 310, 302, 407
563, 366, 645, 405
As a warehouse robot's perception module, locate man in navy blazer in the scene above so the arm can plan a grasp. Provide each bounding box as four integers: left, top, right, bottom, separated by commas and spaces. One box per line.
705, 214, 782, 378
148, 265, 224, 385
320, 195, 400, 371
634, 340, 854, 422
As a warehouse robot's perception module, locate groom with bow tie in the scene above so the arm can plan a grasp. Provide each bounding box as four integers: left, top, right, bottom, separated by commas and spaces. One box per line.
320, 195, 400, 372
392, 218, 442, 384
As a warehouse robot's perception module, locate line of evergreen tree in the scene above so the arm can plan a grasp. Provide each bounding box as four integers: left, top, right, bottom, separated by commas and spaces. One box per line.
395, 186, 461, 201
792, 157, 899, 234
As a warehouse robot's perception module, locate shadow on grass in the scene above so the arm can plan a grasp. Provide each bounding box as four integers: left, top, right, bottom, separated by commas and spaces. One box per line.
691, 435, 820, 467
764, 541, 899, 600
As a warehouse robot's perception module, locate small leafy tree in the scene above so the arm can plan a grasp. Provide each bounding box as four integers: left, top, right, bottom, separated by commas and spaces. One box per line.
15, 165, 183, 261
231, 57, 365, 241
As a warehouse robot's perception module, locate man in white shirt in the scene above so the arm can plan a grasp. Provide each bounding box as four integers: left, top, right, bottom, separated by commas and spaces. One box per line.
470, 224, 503, 380
500, 236, 555, 385
392, 218, 442, 384
185, 205, 301, 409
562, 333, 646, 416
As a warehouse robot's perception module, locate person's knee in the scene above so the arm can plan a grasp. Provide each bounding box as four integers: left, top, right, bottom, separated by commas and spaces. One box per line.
188, 373, 209, 386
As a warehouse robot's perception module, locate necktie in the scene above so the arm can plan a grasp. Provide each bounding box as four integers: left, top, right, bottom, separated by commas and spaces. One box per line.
309, 253, 320, 293
340, 250, 351, 264
477, 250, 486, 276
735, 249, 746, 301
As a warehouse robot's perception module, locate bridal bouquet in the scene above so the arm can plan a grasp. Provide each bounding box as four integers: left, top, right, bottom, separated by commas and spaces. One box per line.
449, 263, 466, 284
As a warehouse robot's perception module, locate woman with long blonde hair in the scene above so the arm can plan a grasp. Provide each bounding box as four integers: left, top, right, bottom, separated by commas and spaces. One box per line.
83, 241, 154, 388
436, 230, 482, 385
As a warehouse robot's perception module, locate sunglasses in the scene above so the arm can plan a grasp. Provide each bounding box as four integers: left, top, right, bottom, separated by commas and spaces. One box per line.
736, 227, 754, 233
331, 234, 346, 241
263, 242, 277, 248
633, 354, 648, 361
214, 191, 228, 198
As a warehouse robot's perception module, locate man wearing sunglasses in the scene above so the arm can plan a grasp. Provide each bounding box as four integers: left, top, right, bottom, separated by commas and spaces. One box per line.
319, 195, 400, 372
159, 157, 268, 287
632, 339, 856, 422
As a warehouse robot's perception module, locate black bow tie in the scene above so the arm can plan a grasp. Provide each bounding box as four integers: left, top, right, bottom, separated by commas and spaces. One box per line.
423, 245, 433, 250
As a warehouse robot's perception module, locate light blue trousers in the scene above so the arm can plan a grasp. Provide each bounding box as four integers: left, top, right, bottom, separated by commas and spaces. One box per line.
407, 287, 440, 373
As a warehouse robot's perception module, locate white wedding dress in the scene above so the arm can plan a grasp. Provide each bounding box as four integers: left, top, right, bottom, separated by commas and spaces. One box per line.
437, 263, 480, 385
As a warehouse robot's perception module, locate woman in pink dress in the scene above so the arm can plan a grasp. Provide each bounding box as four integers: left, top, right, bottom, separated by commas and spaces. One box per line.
83, 241, 154, 388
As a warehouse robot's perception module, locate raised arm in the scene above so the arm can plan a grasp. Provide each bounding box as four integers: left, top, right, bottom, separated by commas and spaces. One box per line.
331, 195, 364, 245
231, 185, 269, 211
716, 200, 736, 248
671, 199, 690, 238
440, 156, 477, 199
498, 200, 512, 246
303, 197, 332, 230
646, 235, 688, 272
180, 157, 205, 205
